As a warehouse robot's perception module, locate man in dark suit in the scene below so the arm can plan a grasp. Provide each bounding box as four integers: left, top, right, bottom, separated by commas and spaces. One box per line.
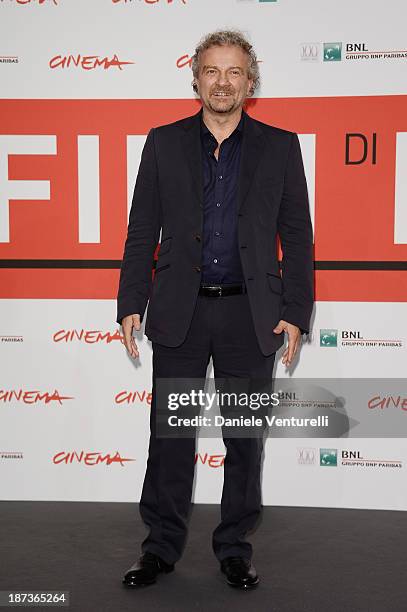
117, 30, 314, 589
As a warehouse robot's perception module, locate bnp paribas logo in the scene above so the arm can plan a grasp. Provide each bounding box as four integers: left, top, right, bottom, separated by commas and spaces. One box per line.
320, 329, 338, 347
323, 42, 342, 61
320, 449, 337, 467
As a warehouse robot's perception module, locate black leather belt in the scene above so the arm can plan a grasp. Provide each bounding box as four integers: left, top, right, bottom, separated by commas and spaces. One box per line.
198, 283, 247, 297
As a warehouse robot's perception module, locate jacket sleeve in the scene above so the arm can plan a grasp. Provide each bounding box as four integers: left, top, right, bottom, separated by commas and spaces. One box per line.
116, 128, 161, 326
277, 132, 314, 334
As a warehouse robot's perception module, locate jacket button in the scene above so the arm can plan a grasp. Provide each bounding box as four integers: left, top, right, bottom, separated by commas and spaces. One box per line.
195, 234, 201, 241
194, 266, 201, 272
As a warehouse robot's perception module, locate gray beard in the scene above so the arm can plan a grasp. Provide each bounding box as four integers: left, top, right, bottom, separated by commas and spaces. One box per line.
208, 100, 236, 114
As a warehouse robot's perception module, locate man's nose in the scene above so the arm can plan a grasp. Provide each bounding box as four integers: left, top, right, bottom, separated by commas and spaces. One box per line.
216, 73, 230, 86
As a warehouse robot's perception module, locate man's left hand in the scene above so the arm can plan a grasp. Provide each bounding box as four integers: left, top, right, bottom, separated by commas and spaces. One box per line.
273, 320, 301, 366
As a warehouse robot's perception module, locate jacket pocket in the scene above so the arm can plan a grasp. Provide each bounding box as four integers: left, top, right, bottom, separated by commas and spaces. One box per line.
155, 263, 170, 274
158, 236, 172, 256
266, 272, 283, 294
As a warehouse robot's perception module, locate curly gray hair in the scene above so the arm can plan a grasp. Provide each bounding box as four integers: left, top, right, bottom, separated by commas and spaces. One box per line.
191, 29, 260, 97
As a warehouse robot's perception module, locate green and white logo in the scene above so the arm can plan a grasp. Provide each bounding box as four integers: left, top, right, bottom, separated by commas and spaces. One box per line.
320, 329, 338, 347
323, 43, 342, 61
320, 449, 337, 466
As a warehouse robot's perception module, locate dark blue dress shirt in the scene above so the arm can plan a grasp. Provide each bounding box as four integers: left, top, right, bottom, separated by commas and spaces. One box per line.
200, 110, 245, 284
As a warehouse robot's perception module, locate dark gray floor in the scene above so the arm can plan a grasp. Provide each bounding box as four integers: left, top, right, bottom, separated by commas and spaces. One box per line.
0, 501, 404, 612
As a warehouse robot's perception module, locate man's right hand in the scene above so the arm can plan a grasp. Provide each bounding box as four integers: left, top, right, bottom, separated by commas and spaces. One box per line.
121, 314, 141, 359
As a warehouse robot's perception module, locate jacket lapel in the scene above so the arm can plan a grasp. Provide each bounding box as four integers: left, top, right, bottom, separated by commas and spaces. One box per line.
237, 111, 266, 212
181, 110, 204, 208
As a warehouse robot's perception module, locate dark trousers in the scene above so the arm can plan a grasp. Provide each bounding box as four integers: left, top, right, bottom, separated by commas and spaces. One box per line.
139, 292, 276, 565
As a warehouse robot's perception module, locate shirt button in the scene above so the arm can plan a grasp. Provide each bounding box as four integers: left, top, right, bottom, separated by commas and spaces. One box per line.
216, 202, 221, 207
213, 258, 218, 264
215, 232, 220, 236
218, 175, 223, 180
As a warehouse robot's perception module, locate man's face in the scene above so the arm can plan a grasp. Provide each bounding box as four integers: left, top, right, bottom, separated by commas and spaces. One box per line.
195, 44, 253, 115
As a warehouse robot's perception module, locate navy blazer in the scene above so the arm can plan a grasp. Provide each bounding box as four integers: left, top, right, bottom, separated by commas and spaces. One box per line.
116, 109, 314, 356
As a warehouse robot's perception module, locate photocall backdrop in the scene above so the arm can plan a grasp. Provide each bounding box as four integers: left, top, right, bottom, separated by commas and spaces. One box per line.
1, 0, 406, 511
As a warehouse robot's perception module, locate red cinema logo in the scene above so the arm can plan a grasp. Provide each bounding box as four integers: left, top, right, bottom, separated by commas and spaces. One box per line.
115, 390, 152, 405
0, 97, 407, 303
176, 54, 192, 69
49, 54, 134, 71
0, 389, 73, 404
195, 452, 225, 468
0, 0, 58, 4
53, 450, 135, 466
368, 395, 407, 411
53, 329, 124, 344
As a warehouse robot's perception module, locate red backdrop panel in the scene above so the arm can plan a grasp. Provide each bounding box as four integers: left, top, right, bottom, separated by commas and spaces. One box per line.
0, 96, 406, 301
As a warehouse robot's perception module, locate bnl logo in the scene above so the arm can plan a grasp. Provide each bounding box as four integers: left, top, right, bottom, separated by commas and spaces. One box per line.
320, 329, 337, 347
320, 449, 337, 466
320, 329, 364, 347
323, 43, 342, 61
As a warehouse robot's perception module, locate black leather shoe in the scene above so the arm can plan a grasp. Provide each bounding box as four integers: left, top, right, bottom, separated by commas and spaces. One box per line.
220, 556, 259, 589
122, 551, 175, 587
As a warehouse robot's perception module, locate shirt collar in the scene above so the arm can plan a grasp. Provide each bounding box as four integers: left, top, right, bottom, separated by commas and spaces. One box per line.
200, 108, 246, 141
